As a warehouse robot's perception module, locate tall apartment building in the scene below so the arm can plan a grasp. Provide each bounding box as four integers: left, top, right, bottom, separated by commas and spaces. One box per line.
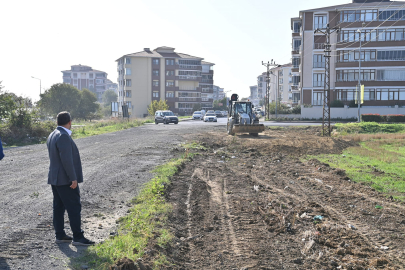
291, 0, 405, 107
116, 47, 215, 117
249, 85, 258, 100
213, 85, 225, 100
269, 63, 294, 105
257, 73, 266, 100
61, 64, 116, 103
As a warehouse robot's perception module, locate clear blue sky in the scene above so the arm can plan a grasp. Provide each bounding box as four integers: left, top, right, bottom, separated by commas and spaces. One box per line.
1, 0, 353, 101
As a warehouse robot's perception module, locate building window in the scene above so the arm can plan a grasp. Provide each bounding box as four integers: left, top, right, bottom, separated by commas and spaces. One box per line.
279, 78, 283, 84
125, 57, 131, 64
125, 79, 132, 86
313, 73, 325, 87
166, 80, 174, 87
89, 73, 93, 78
153, 80, 159, 87
96, 79, 103, 84
81, 73, 86, 78
73, 73, 77, 78
377, 69, 405, 81
74, 79, 78, 84
166, 91, 174, 98
125, 90, 131, 97
293, 21, 301, 33
292, 75, 300, 86
377, 50, 405, 61
336, 69, 375, 81
314, 15, 327, 29
378, 10, 405, 21
313, 92, 323, 105
166, 59, 175, 65
293, 39, 301, 52
340, 10, 378, 22
153, 59, 159, 65
153, 70, 159, 76
338, 50, 376, 62
153, 92, 159, 98
292, 57, 300, 68
166, 70, 174, 76
313, 54, 325, 68
125, 68, 131, 75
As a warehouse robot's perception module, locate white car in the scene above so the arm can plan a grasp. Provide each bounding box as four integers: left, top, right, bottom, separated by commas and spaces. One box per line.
192, 111, 203, 120
203, 113, 217, 122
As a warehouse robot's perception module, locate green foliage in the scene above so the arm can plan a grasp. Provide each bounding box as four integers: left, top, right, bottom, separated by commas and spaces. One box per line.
335, 122, 405, 134
291, 106, 301, 114
303, 104, 313, 108
213, 97, 228, 110
330, 99, 344, 108
386, 114, 405, 122
102, 90, 117, 106
269, 102, 291, 114
310, 139, 405, 200
192, 103, 202, 112
76, 89, 100, 121
38, 83, 81, 117
259, 97, 266, 107
147, 100, 169, 116
348, 99, 358, 107
362, 114, 384, 122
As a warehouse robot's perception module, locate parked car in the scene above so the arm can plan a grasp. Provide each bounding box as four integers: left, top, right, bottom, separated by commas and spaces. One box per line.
192, 111, 203, 120
203, 113, 217, 122
207, 110, 215, 114
155, 110, 178, 124
214, 110, 222, 118
221, 111, 227, 117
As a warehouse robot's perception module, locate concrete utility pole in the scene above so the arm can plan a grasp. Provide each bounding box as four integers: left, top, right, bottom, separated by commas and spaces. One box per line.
262, 60, 279, 120
314, 24, 340, 137
357, 28, 363, 122
31, 76, 42, 96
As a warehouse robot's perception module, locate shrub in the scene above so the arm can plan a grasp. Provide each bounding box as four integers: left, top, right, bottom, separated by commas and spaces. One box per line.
330, 99, 344, 107
292, 106, 301, 114
386, 114, 405, 123
362, 114, 383, 122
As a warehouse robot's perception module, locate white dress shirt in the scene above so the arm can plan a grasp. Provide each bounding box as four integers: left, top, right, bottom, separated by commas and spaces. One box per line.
58, 126, 72, 137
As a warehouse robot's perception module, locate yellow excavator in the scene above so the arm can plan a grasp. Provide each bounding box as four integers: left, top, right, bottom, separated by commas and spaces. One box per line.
227, 94, 265, 136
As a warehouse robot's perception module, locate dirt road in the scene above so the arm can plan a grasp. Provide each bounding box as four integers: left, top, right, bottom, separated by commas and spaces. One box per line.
0, 121, 223, 270
165, 128, 405, 269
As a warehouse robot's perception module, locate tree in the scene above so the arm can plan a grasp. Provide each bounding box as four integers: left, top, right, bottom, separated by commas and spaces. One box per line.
192, 103, 202, 112
147, 100, 169, 116
213, 97, 228, 110
38, 83, 81, 117
102, 90, 117, 106
0, 82, 17, 121
76, 89, 100, 121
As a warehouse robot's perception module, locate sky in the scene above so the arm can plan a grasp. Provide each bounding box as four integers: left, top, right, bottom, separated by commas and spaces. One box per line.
0, 0, 356, 102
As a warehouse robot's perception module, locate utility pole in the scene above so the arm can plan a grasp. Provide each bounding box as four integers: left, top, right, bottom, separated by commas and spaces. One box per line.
262, 60, 278, 120
314, 24, 340, 137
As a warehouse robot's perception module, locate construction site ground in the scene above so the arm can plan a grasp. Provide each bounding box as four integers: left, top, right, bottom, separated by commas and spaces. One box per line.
162, 127, 405, 270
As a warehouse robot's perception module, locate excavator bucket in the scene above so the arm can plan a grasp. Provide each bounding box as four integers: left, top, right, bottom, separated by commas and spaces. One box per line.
232, 124, 265, 134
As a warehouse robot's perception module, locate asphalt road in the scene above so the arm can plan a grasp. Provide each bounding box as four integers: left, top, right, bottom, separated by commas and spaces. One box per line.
0, 118, 319, 270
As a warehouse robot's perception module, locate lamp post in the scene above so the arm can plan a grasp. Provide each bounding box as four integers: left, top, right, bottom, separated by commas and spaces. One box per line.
31, 76, 42, 96
357, 28, 362, 122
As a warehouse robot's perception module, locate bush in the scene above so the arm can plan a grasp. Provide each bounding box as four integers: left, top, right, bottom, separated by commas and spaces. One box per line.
362, 114, 383, 122
335, 122, 405, 134
386, 114, 405, 122
330, 99, 344, 108
291, 106, 301, 114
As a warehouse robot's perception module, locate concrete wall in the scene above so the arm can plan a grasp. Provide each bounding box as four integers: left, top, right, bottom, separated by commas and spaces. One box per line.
268, 114, 301, 119
301, 106, 405, 119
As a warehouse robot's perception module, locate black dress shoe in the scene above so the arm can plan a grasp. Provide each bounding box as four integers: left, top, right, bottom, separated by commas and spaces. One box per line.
55, 235, 73, 243
72, 237, 95, 246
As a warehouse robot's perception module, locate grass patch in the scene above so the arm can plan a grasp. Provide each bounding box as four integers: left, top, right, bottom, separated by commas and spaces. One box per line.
71, 146, 198, 269
309, 136, 405, 201
177, 116, 191, 119
335, 122, 405, 135
71, 118, 153, 140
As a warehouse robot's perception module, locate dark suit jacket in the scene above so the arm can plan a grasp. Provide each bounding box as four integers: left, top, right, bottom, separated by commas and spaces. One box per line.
47, 127, 83, 186
0, 137, 4, 160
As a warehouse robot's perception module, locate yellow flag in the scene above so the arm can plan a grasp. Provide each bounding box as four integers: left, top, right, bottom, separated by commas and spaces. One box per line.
361, 85, 364, 104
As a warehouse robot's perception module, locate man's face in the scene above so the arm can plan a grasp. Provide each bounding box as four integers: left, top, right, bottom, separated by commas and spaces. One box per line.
67, 121, 72, 130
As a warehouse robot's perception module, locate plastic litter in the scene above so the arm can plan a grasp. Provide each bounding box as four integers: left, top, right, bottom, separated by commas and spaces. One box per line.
348, 224, 356, 230
315, 178, 323, 184
313, 215, 323, 221
253, 185, 259, 192
380, 246, 389, 250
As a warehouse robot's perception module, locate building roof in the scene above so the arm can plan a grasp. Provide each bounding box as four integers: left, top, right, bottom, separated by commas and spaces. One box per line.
202, 61, 215, 66
301, 1, 404, 12
116, 47, 205, 61
61, 69, 106, 73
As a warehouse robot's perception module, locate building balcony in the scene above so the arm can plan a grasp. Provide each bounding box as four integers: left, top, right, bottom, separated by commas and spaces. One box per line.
312, 100, 324, 106
165, 64, 178, 70
201, 79, 213, 84
165, 86, 179, 91
313, 82, 324, 87
178, 65, 202, 71
165, 75, 176, 80
152, 85, 160, 91
313, 63, 325, 68
314, 43, 325, 50
178, 97, 201, 102
176, 76, 201, 82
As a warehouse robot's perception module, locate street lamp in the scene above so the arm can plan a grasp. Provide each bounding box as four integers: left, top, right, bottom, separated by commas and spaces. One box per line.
31, 76, 42, 95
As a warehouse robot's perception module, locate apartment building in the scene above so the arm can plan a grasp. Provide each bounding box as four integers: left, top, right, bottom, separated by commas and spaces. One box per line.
116, 47, 215, 117
257, 73, 266, 100
291, 0, 405, 108
213, 85, 225, 100
269, 63, 294, 105
249, 85, 258, 100
61, 64, 116, 103
106, 79, 118, 95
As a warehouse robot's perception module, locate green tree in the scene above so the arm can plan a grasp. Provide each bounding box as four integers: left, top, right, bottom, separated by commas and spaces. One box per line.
192, 103, 202, 112
102, 90, 118, 106
147, 100, 169, 116
0, 82, 17, 121
76, 89, 100, 121
38, 83, 81, 117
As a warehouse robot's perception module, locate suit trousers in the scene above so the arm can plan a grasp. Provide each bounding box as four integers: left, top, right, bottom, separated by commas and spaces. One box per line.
51, 184, 84, 241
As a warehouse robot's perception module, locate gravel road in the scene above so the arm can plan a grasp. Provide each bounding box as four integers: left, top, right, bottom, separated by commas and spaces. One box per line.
0, 120, 224, 270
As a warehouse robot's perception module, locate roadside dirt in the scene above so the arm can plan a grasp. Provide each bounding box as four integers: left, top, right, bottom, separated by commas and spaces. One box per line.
163, 127, 405, 269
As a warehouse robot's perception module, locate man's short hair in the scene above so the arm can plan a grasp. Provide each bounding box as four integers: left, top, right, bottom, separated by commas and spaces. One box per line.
57, 111, 71, 126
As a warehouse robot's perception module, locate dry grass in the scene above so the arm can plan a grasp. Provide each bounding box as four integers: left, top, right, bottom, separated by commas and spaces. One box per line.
343, 133, 405, 142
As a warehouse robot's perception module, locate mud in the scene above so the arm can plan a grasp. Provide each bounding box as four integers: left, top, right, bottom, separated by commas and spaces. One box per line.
164, 127, 405, 269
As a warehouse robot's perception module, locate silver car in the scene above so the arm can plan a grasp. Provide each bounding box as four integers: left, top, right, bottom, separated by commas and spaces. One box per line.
203, 113, 217, 122
192, 111, 203, 120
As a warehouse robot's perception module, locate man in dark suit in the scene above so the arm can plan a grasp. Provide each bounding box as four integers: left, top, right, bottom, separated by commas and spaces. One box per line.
47, 111, 94, 246
0, 137, 4, 160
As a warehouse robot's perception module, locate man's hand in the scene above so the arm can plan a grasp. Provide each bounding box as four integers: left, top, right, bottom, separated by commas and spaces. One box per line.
70, 180, 78, 189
